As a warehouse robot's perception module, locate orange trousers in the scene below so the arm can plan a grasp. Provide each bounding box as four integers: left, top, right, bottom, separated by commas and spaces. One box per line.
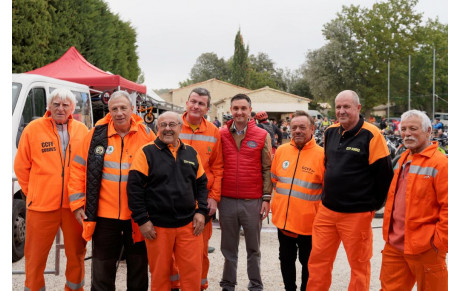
145, 222, 203, 291
307, 204, 374, 291
170, 219, 212, 289
25, 208, 86, 291
380, 243, 448, 291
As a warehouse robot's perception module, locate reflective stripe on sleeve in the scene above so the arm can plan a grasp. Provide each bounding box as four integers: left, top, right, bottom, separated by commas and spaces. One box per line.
66, 278, 85, 290
179, 133, 217, 143
69, 192, 85, 202
73, 155, 86, 166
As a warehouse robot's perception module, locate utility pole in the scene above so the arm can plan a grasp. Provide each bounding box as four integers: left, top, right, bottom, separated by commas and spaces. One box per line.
408, 55, 411, 110
432, 48, 436, 120
387, 59, 390, 119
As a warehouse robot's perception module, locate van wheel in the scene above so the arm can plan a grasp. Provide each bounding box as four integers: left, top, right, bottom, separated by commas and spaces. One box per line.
12, 199, 26, 262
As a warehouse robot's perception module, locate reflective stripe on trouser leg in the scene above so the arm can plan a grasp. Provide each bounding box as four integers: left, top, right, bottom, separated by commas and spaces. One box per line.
170, 254, 180, 289
24, 209, 61, 291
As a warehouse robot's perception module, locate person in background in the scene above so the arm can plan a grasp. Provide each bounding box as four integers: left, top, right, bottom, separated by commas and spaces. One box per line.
255, 111, 282, 153
380, 110, 448, 291
69, 91, 155, 291
307, 90, 393, 290
213, 116, 221, 128
271, 110, 325, 291
14, 88, 89, 291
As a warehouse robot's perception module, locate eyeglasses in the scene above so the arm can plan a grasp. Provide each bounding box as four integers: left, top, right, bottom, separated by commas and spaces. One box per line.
159, 122, 180, 129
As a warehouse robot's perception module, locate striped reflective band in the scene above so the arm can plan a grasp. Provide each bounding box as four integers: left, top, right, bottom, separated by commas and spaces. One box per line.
102, 173, 128, 182
104, 161, 131, 169
170, 274, 180, 281
73, 155, 86, 166
409, 165, 438, 178
69, 192, 85, 202
24, 287, 45, 291
179, 133, 217, 143
201, 278, 208, 285
66, 278, 85, 290
271, 172, 277, 179
276, 176, 322, 190
276, 187, 321, 201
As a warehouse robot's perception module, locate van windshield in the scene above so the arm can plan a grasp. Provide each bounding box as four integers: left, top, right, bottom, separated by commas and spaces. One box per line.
12, 82, 22, 114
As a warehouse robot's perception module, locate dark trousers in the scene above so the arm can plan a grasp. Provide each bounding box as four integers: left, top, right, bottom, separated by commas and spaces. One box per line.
91, 217, 148, 291
277, 229, 312, 291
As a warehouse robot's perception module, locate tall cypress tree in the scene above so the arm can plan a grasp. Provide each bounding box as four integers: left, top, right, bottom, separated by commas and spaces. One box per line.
231, 29, 249, 87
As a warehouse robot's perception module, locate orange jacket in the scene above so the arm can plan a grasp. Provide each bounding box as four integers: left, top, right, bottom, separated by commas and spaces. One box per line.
179, 113, 223, 202
382, 142, 448, 254
14, 112, 89, 212
68, 114, 156, 241
270, 138, 325, 235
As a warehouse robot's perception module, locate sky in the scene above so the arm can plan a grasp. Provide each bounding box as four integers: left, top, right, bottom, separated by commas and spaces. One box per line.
103, 0, 448, 91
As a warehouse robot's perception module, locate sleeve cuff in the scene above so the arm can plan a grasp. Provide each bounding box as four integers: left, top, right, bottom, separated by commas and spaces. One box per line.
262, 194, 271, 202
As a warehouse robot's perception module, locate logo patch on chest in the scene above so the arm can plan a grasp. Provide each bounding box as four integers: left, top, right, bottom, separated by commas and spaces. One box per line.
247, 141, 258, 148
282, 160, 290, 169
106, 146, 114, 155
183, 160, 196, 166
346, 146, 360, 153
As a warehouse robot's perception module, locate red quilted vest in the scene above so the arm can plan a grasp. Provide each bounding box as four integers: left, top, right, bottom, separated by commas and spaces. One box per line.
220, 119, 267, 199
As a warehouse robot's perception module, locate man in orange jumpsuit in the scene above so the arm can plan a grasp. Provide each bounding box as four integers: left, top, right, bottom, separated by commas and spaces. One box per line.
14, 88, 89, 291
68, 91, 155, 290
307, 90, 393, 290
271, 110, 325, 291
170, 87, 223, 290
380, 110, 448, 290
127, 111, 208, 291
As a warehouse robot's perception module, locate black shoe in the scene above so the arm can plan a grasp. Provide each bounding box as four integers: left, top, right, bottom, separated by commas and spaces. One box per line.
171, 289, 180, 291
208, 246, 215, 253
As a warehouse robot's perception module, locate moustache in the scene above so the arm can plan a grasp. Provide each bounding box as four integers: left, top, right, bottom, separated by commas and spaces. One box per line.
404, 137, 416, 142
162, 130, 175, 135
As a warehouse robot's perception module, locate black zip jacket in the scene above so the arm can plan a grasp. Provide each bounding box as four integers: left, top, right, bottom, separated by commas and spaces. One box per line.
127, 137, 208, 228
322, 116, 393, 212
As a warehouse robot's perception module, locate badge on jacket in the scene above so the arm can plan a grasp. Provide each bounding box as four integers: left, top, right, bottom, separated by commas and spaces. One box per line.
94, 145, 105, 156
282, 161, 290, 169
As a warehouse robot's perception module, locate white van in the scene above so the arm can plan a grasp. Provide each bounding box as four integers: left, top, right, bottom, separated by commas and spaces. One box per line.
12, 73, 94, 262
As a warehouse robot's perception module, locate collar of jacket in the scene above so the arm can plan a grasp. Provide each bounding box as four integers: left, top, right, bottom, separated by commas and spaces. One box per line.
227, 118, 255, 133
289, 135, 317, 151
182, 112, 208, 132
338, 115, 364, 136
154, 136, 185, 151
400, 141, 440, 161
95, 113, 142, 137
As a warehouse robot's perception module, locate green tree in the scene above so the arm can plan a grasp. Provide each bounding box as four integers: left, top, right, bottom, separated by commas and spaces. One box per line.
304, 0, 427, 117
189, 52, 231, 83
247, 53, 286, 90
231, 29, 250, 87
12, 0, 52, 72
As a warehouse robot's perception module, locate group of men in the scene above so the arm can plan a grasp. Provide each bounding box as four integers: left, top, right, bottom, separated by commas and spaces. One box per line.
14, 86, 447, 291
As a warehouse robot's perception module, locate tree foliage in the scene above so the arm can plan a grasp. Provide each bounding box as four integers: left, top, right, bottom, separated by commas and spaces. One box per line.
230, 29, 250, 87
303, 0, 447, 117
12, 0, 141, 82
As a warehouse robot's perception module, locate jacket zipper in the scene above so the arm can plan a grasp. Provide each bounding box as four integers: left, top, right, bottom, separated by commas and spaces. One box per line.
283, 146, 301, 230
118, 137, 125, 220
51, 121, 65, 208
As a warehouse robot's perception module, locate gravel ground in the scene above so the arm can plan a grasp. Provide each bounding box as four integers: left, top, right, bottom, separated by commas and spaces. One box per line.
12, 217, 419, 290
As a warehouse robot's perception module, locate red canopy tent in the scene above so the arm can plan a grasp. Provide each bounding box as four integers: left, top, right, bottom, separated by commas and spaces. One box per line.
27, 46, 146, 94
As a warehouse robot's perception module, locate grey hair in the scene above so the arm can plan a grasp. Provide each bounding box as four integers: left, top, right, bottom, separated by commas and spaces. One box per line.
47, 88, 77, 113
158, 111, 183, 125
401, 110, 432, 132
108, 91, 133, 106
336, 90, 360, 105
